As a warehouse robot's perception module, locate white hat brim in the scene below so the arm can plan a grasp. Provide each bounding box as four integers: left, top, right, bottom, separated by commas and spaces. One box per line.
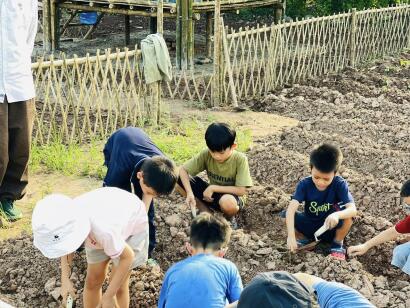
34, 210, 90, 259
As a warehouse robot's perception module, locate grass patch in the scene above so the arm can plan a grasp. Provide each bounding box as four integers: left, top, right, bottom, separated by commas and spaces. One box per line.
30, 118, 253, 177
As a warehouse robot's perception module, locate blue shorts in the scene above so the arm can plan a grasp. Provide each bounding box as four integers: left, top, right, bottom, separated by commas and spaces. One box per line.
281, 210, 344, 243
391, 241, 410, 275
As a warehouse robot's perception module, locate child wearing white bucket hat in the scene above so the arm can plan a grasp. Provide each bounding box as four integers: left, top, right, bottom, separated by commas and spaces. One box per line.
32, 187, 149, 308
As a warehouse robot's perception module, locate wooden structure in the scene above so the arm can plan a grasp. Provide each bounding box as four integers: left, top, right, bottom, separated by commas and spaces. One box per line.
42, 0, 285, 69
32, 5, 410, 145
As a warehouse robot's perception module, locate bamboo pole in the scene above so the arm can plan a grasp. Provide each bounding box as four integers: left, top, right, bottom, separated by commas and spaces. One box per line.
206, 12, 213, 58
60, 10, 79, 36
157, 0, 164, 125
212, 0, 221, 106
188, 0, 194, 69
349, 8, 357, 67
274, 3, 283, 24
82, 13, 105, 40
31, 49, 140, 69
221, 17, 238, 107
157, 0, 164, 34
181, 0, 188, 69
50, 0, 56, 50
43, 0, 52, 52
176, 0, 182, 69
59, 2, 175, 17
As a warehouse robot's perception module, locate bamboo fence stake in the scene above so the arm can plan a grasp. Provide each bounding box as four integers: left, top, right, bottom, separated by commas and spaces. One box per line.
349, 8, 357, 67
212, 0, 221, 106
221, 17, 238, 107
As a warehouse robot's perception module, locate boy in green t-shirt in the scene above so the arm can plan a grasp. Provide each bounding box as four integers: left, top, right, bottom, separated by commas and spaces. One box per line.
179, 123, 253, 218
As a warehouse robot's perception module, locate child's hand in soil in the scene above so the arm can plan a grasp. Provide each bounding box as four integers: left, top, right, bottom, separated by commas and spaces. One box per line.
186, 192, 196, 208
61, 278, 77, 306
347, 243, 369, 256
325, 213, 339, 229
287, 235, 298, 253
203, 186, 214, 202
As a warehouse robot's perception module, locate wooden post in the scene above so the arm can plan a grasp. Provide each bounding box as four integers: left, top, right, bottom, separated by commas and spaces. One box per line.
156, 0, 164, 125
221, 18, 238, 107
274, 3, 283, 24
125, 15, 131, 45
206, 12, 213, 58
181, 0, 188, 69
157, 0, 164, 34
187, 0, 194, 69
50, 0, 61, 50
43, 0, 52, 52
349, 8, 357, 67
212, 0, 221, 106
176, 0, 182, 69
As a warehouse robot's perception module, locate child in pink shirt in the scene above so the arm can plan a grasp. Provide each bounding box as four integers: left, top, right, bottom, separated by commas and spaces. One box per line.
32, 187, 148, 307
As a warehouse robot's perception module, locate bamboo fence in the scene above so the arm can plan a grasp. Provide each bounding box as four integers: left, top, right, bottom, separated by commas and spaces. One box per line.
31, 47, 213, 145
32, 5, 410, 145
219, 5, 410, 103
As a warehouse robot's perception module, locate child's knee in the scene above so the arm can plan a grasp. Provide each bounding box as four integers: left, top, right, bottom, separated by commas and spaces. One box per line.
116, 282, 129, 298
219, 195, 239, 216
339, 217, 353, 230
393, 244, 410, 263
85, 270, 105, 290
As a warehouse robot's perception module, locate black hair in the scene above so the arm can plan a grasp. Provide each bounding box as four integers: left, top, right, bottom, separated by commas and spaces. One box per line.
205, 123, 236, 152
190, 213, 232, 251
140, 156, 177, 195
310, 143, 343, 173
400, 180, 410, 198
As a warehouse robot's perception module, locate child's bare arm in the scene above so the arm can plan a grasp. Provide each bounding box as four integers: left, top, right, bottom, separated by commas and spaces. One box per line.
348, 226, 400, 256
286, 200, 300, 252
102, 244, 134, 305
325, 203, 357, 229
179, 167, 196, 210
60, 253, 77, 302
337, 203, 357, 219
208, 185, 247, 196
179, 167, 194, 195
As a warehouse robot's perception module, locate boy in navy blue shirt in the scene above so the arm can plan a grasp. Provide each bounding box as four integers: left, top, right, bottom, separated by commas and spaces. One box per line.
158, 212, 243, 308
284, 143, 357, 260
103, 127, 178, 259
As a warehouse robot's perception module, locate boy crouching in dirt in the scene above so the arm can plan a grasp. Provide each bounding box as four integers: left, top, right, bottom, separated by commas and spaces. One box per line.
178, 123, 253, 223
348, 180, 410, 275
158, 212, 243, 308
283, 143, 357, 260
32, 187, 149, 307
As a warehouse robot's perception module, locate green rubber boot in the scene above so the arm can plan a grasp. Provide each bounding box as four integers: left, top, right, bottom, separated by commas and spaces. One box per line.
0, 199, 23, 222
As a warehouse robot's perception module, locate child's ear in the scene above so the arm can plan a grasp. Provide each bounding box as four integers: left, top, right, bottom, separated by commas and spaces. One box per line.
231, 144, 238, 150
185, 242, 194, 256
137, 171, 143, 180
217, 247, 228, 258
